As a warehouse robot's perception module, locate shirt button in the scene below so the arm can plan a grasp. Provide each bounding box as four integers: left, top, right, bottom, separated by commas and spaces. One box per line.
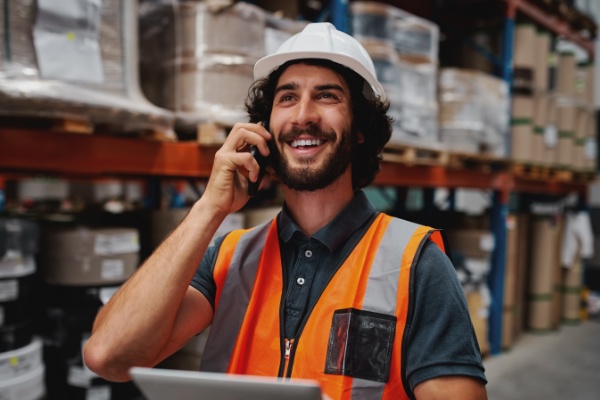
297, 277, 305, 285
304, 250, 312, 258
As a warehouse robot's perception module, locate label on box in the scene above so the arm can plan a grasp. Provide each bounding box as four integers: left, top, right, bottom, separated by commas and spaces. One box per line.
479, 234, 495, 252
506, 215, 516, 230
33, 0, 104, 84
544, 124, 558, 147
68, 365, 94, 388
86, 386, 111, 400
0, 280, 18, 302
585, 137, 597, 160
99, 287, 120, 305
101, 259, 124, 280
0, 341, 43, 380
94, 232, 139, 255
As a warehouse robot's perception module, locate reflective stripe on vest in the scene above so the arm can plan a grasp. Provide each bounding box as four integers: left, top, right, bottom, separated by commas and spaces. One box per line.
200, 214, 445, 400
350, 217, 420, 400
200, 221, 272, 372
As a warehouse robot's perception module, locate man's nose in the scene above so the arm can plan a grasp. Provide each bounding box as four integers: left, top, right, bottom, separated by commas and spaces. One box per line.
291, 97, 320, 128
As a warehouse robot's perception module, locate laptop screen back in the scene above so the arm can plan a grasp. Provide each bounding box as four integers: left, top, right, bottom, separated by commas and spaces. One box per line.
130, 367, 323, 400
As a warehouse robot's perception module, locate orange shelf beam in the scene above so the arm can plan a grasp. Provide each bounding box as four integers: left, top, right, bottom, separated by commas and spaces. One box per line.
0, 128, 216, 179
512, 176, 590, 195
375, 163, 509, 190
0, 128, 592, 197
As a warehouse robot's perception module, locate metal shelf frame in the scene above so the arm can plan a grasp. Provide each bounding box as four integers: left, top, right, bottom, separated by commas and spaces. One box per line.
0, 0, 594, 360
329, 0, 596, 356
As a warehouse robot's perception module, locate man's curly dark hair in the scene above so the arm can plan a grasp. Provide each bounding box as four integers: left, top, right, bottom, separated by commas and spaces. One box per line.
245, 59, 393, 191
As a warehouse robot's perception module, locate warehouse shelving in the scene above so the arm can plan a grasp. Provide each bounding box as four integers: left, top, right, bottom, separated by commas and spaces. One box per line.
493, 0, 595, 356
504, 0, 595, 55
0, 0, 596, 361
328, 0, 597, 355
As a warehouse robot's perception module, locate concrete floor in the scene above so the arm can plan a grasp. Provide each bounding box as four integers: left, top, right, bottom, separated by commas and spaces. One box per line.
483, 319, 600, 400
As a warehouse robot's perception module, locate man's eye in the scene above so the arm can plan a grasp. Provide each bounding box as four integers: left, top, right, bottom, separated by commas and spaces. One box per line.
319, 92, 338, 100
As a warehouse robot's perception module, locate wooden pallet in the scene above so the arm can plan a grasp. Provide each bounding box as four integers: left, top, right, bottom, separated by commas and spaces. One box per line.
511, 163, 557, 181
195, 122, 229, 145
447, 152, 510, 172
0, 115, 176, 141
383, 143, 449, 166
510, 163, 588, 182
571, 170, 598, 184
173, 115, 232, 144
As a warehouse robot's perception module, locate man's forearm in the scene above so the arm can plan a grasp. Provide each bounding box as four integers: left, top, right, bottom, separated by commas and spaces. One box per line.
82, 199, 226, 381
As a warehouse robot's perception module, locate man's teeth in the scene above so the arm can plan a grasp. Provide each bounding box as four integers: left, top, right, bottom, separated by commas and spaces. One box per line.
290, 139, 323, 148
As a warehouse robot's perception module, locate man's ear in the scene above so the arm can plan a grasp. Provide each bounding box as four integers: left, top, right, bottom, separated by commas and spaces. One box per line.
357, 131, 365, 144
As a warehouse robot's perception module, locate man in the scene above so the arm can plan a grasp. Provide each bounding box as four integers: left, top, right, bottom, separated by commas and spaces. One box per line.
84, 23, 487, 399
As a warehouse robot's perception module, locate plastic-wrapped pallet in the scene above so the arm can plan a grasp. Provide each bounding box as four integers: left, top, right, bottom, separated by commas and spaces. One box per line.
264, 13, 308, 56
140, 1, 271, 130
351, 4, 440, 148
363, 40, 436, 109
362, 42, 438, 146
0, 0, 173, 137
386, 87, 439, 147
438, 68, 509, 156
350, 1, 438, 64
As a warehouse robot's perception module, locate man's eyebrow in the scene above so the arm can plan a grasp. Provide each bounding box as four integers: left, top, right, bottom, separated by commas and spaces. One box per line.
315, 84, 345, 92
274, 82, 346, 95
274, 82, 298, 95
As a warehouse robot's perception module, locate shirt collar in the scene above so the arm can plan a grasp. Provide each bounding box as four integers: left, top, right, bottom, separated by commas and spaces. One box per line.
278, 191, 378, 252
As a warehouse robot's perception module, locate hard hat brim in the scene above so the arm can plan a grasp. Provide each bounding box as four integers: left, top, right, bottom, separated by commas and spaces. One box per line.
253, 51, 387, 102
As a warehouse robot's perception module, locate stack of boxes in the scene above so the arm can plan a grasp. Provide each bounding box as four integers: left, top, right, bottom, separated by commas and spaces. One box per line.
510, 24, 538, 164
512, 25, 596, 170
39, 227, 141, 399
502, 214, 525, 350
446, 228, 495, 354
140, 1, 265, 129
555, 53, 596, 171
0, 219, 44, 400
526, 216, 563, 332
349, 1, 440, 148
139, 1, 307, 140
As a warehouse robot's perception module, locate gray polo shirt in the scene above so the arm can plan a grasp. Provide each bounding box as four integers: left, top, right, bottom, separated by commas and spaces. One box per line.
191, 191, 486, 391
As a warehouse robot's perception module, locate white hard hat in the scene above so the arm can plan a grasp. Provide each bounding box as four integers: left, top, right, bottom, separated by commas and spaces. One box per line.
254, 22, 386, 102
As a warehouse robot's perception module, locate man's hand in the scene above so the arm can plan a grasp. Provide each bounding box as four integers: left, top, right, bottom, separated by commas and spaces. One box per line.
202, 122, 272, 216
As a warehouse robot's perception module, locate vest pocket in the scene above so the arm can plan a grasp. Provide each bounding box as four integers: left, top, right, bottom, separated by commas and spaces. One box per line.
324, 308, 396, 383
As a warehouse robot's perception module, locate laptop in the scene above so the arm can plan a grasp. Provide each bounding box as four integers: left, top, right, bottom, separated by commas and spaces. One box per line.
130, 367, 323, 400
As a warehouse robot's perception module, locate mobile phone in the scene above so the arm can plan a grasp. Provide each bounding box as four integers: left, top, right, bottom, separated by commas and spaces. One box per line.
247, 121, 271, 197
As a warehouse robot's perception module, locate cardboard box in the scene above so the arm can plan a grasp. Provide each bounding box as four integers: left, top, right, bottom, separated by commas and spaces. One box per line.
41, 228, 140, 286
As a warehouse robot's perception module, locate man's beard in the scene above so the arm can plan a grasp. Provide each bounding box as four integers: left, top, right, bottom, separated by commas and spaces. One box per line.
271, 125, 354, 192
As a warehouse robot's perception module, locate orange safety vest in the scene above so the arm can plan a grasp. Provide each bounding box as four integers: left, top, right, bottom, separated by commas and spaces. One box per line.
200, 213, 445, 400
